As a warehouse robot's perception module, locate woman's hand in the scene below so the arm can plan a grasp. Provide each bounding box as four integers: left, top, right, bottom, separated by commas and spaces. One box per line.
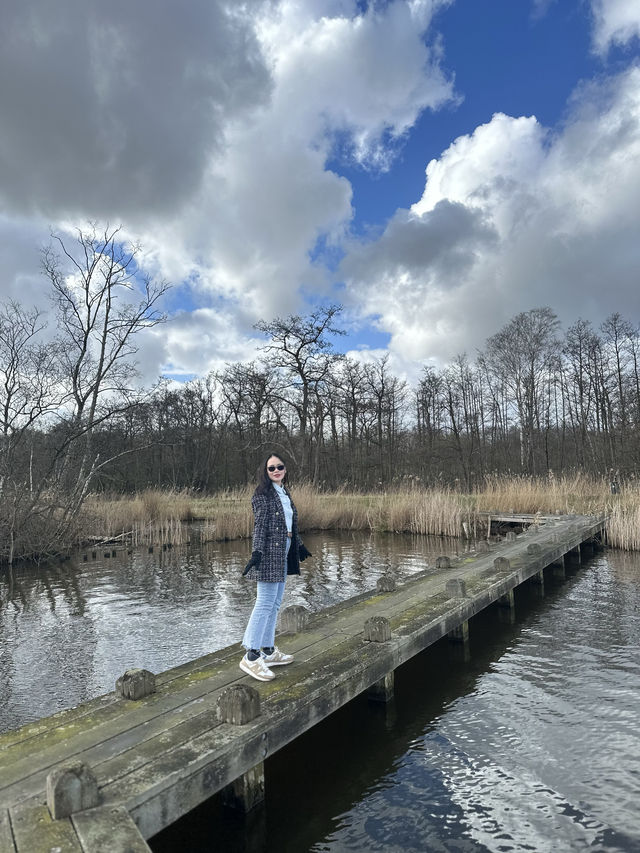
298, 543, 312, 561
242, 551, 262, 575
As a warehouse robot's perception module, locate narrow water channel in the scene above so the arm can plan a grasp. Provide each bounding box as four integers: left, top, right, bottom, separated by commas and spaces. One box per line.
1, 536, 639, 851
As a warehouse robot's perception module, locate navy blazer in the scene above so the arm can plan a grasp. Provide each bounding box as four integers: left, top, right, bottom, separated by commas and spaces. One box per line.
245, 484, 302, 582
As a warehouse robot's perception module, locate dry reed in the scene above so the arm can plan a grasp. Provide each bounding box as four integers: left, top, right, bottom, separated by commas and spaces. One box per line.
82, 476, 640, 551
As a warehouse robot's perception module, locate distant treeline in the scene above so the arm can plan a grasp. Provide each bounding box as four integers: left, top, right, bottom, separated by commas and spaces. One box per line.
1, 225, 638, 562
92, 305, 639, 494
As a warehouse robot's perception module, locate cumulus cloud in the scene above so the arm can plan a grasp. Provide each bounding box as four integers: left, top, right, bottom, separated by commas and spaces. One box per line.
591, 0, 640, 53
0, 0, 270, 220
152, 0, 456, 323
341, 65, 640, 363
0, 0, 456, 379
257, 0, 453, 168
155, 308, 262, 378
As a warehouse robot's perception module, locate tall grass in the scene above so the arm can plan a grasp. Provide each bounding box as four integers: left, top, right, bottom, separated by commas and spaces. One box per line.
473, 473, 609, 516
603, 498, 640, 551
81, 488, 254, 546
82, 476, 640, 551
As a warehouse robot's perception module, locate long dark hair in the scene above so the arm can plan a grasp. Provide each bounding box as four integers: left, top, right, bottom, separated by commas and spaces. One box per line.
254, 451, 290, 495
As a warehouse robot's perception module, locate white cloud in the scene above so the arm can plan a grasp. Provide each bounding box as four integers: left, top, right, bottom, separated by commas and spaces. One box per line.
156, 308, 262, 378
0, 0, 456, 380
341, 65, 640, 364
257, 0, 453, 168
591, 0, 640, 53
156, 0, 456, 322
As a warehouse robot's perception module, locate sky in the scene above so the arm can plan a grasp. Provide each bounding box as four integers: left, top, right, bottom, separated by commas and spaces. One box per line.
1, 0, 639, 386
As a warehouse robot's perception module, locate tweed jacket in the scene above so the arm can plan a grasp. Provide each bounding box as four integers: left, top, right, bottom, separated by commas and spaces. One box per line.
244, 484, 303, 582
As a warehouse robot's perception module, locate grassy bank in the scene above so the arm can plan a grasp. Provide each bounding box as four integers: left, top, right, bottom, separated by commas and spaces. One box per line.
80, 474, 640, 551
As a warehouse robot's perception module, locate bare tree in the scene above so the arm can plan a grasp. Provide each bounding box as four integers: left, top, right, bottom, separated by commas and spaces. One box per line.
254, 304, 345, 479
41, 224, 170, 515
483, 308, 561, 474
0, 301, 66, 563
0, 225, 170, 564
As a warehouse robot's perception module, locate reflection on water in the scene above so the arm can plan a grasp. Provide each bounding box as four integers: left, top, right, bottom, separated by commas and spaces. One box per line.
0, 531, 448, 733
2, 538, 639, 852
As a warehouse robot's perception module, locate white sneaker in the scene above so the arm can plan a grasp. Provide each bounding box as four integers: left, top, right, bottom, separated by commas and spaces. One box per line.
239, 654, 275, 681
261, 646, 294, 666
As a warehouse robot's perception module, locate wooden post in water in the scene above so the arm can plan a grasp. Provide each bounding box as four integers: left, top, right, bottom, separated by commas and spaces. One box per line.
493, 556, 516, 622
445, 579, 470, 652
449, 620, 469, 643
525, 544, 545, 596
580, 540, 594, 558
368, 672, 395, 703
531, 570, 545, 595
498, 588, 516, 624
217, 685, 265, 812
222, 762, 266, 814
568, 545, 582, 564
498, 589, 515, 610
364, 616, 394, 702
552, 554, 566, 579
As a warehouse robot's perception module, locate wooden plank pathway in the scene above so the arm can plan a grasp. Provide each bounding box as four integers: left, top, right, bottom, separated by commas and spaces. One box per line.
0, 513, 605, 852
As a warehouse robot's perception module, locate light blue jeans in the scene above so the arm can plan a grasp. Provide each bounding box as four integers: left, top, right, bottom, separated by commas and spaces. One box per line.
242, 539, 289, 651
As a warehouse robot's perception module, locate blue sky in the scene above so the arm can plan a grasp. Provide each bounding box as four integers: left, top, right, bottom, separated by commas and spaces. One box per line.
342, 0, 635, 230
1, 0, 639, 384
340, 1, 593, 226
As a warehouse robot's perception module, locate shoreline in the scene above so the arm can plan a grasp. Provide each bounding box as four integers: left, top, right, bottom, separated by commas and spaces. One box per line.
4, 475, 638, 567
80, 476, 636, 551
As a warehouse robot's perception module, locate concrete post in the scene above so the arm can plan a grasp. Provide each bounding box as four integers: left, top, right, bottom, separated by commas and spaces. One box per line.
115, 669, 156, 700
280, 605, 309, 633
376, 574, 396, 593
46, 762, 99, 820
364, 616, 391, 642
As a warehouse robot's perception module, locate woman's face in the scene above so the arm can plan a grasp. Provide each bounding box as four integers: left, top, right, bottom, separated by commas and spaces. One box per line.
266, 455, 286, 485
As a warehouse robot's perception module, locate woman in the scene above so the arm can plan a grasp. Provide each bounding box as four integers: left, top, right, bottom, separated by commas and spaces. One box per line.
240, 452, 312, 681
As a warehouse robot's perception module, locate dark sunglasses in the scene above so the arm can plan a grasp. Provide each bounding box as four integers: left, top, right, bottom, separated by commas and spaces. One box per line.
267, 464, 285, 472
